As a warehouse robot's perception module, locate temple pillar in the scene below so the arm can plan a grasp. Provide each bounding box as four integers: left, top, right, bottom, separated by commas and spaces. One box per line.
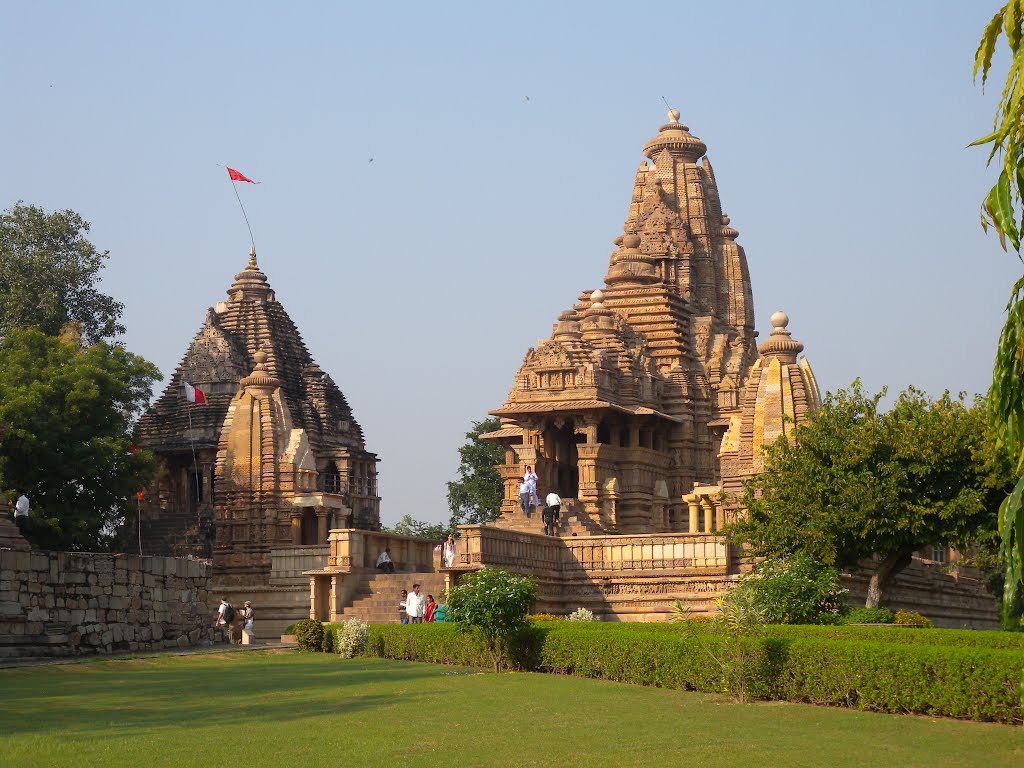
700, 499, 714, 533
290, 511, 302, 545
316, 506, 328, 544
687, 499, 699, 533
715, 502, 725, 532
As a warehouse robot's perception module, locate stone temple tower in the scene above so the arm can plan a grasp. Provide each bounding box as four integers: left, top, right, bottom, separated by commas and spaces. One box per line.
484, 111, 820, 534
135, 249, 380, 584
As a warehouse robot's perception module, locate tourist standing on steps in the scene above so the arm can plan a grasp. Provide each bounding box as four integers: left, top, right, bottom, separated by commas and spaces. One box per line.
399, 589, 409, 624
544, 491, 562, 536
518, 480, 533, 516
8, 488, 28, 537
406, 583, 426, 624
213, 596, 236, 644
523, 466, 539, 506
240, 601, 255, 645
442, 534, 456, 568
376, 547, 395, 574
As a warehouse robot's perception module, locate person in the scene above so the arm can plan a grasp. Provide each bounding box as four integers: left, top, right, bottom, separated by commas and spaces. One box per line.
8, 488, 28, 537
240, 600, 255, 645
399, 589, 409, 625
442, 534, 456, 568
544, 491, 562, 536
376, 547, 395, 574
406, 583, 426, 624
518, 479, 533, 517
213, 596, 236, 644
523, 465, 539, 506
425, 594, 438, 623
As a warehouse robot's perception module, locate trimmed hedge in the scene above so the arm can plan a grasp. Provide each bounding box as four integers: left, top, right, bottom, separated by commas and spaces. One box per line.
360, 622, 1024, 724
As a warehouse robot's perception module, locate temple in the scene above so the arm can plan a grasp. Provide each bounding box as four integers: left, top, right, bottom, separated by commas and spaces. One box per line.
135, 249, 380, 629
482, 109, 819, 535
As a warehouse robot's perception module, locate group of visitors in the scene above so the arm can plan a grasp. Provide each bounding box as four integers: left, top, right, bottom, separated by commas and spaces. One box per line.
214, 597, 256, 645
5, 488, 29, 536
376, 534, 458, 574
398, 584, 447, 624
518, 465, 562, 536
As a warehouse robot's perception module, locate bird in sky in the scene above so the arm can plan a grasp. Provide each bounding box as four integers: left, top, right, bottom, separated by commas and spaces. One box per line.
368, 158, 374, 164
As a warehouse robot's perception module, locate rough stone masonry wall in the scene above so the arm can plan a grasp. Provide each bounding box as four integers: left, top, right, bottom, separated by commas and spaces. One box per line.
0, 549, 219, 659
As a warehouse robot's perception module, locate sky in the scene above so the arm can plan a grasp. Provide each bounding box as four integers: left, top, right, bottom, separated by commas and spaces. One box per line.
2, 1, 1018, 526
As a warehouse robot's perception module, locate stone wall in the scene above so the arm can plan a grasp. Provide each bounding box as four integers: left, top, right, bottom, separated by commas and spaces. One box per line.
0, 549, 219, 659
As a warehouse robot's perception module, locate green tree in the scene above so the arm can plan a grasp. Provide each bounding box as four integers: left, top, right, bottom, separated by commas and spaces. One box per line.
0, 202, 125, 344
446, 417, 504, 528
0, 328, 161, 551
729, 381, 1007, 608
383, 513, 449, 541
445, 567, 536, 672
973, 2, 1024, 623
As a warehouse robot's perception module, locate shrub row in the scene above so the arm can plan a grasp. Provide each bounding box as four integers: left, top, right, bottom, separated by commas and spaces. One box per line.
361, 622, 1024, 724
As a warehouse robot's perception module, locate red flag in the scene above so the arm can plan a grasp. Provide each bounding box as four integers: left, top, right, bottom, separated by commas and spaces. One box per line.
227, 167, 259, 184
184, 382, 207, 404
136, 491, 145, 501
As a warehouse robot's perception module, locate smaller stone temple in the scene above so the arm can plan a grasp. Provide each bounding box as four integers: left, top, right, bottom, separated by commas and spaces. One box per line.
135, 248, 380, 633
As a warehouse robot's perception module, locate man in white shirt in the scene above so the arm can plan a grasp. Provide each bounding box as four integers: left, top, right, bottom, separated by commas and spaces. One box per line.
518, 480, 533, 517
523, 466, 539, 505
543, 492, 561, 536
406, 583, 427, 624
376, 547, 395, 574
213, 596, 236, 644
10, 489, 28, 537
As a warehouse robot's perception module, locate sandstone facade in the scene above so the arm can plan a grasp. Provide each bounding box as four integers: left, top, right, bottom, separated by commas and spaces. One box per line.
0, 550, 216, 659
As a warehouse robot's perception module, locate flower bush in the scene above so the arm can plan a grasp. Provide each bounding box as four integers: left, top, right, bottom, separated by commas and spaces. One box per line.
332, 617, 370, 658
445, 567, 536, 671
736, 553, 848, 624
567, 607, 596, 622
293, 619, 326, 652
893, 610, 933, 628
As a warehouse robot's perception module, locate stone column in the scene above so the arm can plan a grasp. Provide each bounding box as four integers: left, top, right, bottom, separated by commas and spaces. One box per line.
700, 499, 714, 533
714, 502, 725, 532
687, 499, 700, 533
315, 506, 328, 544
290, 511, 302, 545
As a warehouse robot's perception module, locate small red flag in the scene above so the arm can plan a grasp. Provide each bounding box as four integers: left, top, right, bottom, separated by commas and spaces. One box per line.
136, 491, 145, 501
227, 167, 259, 184
184, 382, 207, 404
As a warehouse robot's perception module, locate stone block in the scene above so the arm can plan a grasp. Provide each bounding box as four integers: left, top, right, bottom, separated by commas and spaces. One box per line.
112, 585, 128, 597
188, 628, 200, 644
176, 634, 189, 648
14, 552, 30, 571
29, 553, 49, 572
101, 630, 113, 645
151, 623, 163, 641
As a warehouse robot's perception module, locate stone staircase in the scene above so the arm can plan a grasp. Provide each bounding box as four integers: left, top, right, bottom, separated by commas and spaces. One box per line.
338, 572, 447, 624
493, 499, 605, 537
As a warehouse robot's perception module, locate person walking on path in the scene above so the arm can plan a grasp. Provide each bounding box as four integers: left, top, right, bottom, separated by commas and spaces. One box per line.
442, 535, 456, 568
544, 491, 562, 536
240, 601, 255, 645
399, 589, 409, 625
518, 480, 533, 517
8, 489, 28, 536
406, 583, 427, 624
213, 596, 236, 644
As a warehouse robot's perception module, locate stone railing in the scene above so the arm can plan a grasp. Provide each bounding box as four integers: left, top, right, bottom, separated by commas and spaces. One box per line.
326, 529, 440, 573
453, 525, 563, 577
269, 545, 329, 586
454, 526, 728, 577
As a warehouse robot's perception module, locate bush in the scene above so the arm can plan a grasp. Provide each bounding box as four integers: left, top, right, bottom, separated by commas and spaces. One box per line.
293, 619, 325, 652
567, 607, 596, 622
359, 621, 1024, 723
893, 610, 933, 628
332, 618, 370, 658
446, 567, 537, 671
527, 613, 564, 622
736, 553, 847, 625
841, 607, 895, 625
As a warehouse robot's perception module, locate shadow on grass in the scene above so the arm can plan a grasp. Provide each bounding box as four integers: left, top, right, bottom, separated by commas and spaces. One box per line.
0, 654, 444, 737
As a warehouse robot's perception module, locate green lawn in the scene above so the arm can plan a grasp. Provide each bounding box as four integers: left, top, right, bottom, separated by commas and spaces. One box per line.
0, 650, 1020, 768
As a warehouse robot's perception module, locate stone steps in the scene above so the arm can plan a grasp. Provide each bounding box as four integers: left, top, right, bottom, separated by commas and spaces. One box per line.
494, 501, 605, 537
339, 572, 446, 624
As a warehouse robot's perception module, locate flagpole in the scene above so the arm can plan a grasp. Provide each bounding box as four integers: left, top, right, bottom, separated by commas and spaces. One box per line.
230, 179, 257, 252
137, 494, 143, 556
186, 404, 202, 527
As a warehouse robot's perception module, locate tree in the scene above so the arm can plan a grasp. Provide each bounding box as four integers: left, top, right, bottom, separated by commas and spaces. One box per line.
0, 328, 161, 551
384, 513, 449, 541
445, 567, 536, 672
973, 2, 1024, 624
446, 417, 504, 528
730, 381, 1008, 608
0, 203, 125, 343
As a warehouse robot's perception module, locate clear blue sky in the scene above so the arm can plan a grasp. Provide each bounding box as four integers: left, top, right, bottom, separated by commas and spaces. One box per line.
2, 1, 1017, 526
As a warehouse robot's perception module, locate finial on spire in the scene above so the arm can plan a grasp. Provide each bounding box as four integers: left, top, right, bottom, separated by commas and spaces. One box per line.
770, 310, 790, 331
248, 246, 257, 268
667, 108, 681, 124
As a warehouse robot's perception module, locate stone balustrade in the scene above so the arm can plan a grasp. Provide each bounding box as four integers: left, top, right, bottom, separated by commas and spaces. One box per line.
326, 529, 440, 573
269, 546, 329, 586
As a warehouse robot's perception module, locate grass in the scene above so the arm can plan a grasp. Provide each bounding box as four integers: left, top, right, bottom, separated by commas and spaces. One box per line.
0, 650, 1021, 768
